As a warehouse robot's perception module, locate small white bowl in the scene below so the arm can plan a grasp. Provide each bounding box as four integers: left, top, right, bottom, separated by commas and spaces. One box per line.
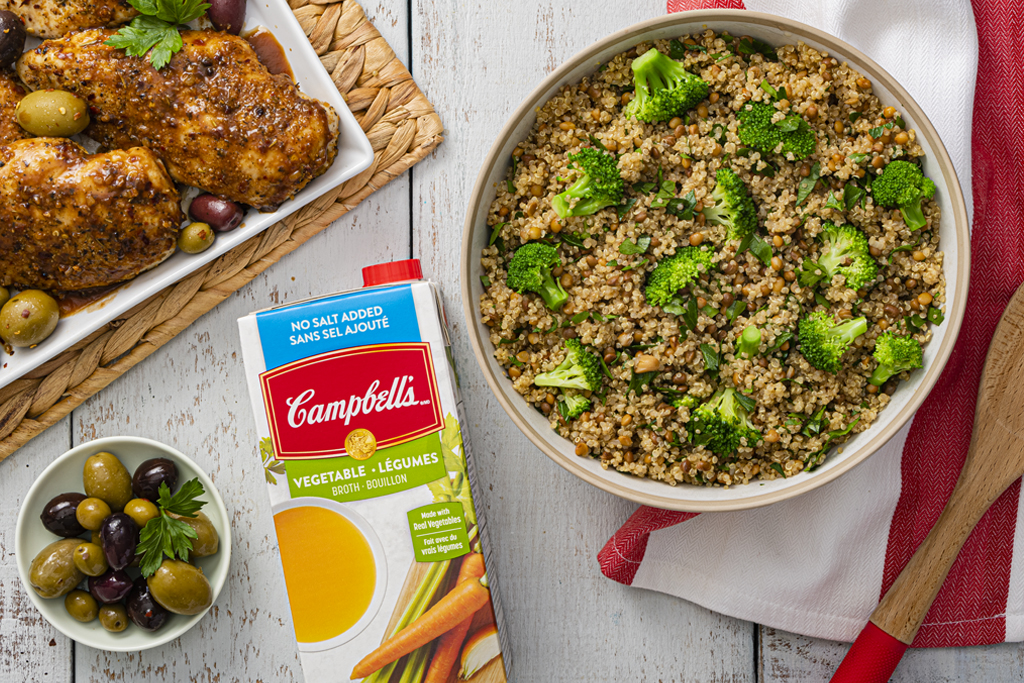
15, 436, 231, 652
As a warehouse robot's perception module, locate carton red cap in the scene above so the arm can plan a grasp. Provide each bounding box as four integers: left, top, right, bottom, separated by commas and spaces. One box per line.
362, 259, 423, 287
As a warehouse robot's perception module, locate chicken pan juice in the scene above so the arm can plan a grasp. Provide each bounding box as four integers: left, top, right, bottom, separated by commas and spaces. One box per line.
238, 260, 510, 682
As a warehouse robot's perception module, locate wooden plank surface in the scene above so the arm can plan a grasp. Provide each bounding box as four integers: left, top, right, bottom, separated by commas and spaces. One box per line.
1, 1, 1024, 681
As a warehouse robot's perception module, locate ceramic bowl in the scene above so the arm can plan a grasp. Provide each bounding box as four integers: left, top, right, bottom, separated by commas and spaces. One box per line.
460, 10, 970, 511
15, 436, 231, 651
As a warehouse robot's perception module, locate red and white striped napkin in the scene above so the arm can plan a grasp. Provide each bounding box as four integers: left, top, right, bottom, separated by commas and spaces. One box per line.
599, 0, 1024, 648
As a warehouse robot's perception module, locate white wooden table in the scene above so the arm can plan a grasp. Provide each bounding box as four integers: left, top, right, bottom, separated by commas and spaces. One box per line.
1, 1, 1020, 680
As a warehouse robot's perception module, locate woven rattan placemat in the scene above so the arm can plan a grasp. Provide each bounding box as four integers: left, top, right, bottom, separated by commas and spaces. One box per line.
0, 0, 443, 460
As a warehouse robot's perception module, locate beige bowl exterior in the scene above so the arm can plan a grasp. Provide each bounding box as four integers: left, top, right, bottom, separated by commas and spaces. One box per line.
461, 10, 970, 512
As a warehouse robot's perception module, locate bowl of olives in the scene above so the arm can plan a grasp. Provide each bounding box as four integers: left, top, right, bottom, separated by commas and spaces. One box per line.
15, 436, 230, 651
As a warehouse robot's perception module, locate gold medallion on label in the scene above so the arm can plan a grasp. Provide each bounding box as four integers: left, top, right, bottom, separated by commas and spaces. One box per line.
346, 428, 377, 460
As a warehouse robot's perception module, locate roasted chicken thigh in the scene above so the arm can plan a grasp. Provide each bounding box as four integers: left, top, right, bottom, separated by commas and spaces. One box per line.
19, 29, 340, 211
0, 0, 136, 38
0, 69, 28, 145
0, 139, 183, 291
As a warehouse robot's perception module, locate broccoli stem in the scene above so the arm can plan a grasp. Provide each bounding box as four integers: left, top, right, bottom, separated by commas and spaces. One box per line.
537, 270, 568, 310
868, 365, 895, 386
736, 325, 761, 358
900, 197, 927, 231
833, 317, 868, 345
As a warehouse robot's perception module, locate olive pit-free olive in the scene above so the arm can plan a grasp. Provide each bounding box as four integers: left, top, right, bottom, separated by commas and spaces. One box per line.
83, 451, 133, 511
29, 539, 84, 599
75, 496, 111, 531
15, 89, 90, 137
98, 603, 128, 632
169, 511, 219, 558
64, 590, 98, 623
131, 457, 178, 501
148, 559, 213, 615
124, 498, 159, 528
72, 542, 108, 577
0, 290, 59, 347
177, 222, 215, 254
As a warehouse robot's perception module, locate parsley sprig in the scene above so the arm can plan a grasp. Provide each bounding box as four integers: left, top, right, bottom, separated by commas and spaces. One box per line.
136, 479, 208, 577
105, 0, 211, 70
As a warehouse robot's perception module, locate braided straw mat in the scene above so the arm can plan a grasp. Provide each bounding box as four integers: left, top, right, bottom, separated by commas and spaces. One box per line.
0, 0, 443, 461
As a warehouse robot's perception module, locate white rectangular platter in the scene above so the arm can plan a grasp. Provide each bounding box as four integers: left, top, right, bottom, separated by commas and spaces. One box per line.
0, 0, 374, 388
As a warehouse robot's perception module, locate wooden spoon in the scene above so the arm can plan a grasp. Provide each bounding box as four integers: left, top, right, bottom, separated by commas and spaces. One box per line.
831, 281, 1024, 682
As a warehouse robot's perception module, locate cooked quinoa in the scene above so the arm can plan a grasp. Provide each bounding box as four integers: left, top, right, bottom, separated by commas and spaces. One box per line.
478, 32, 944, 487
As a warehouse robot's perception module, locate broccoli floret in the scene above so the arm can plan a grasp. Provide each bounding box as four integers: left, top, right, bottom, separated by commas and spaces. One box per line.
623, 48, 709, 123
552, 147, 625, 218
701, 167, 758, 240
869, 332, 923, 386
672, 394, 700, 410
644, 247, 714, 307
559, 393, 592, 419
690, 387, 762, 455
811, 222, 878, 290
506, 243, 568, 311
798, 311, 868, 374
534, 339, 603, 392
736, 325, 761, 358
737, 102, 816, 159
871, 160, 936, 230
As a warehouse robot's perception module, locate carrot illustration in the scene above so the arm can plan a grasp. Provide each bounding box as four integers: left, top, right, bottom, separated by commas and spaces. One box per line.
423, 554, 486, 683
351, 575, 491, 679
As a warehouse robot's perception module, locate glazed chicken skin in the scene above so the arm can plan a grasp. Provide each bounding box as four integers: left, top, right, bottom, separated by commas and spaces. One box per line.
19, 29, 340, 212
0, 139, 183, 291
0, 0, 136, 38
0, 69, 28, 145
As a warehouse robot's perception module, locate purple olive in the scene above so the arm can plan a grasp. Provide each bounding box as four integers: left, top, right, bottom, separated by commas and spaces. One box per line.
40, 492, 87, 538
99, 513, 138, 570
207, 0, 246, 35
0, 11, 26, 70
88, 569, 133, 604
132, 457, 178, 501
126, 576, 168, 632
188, 193, 245, 232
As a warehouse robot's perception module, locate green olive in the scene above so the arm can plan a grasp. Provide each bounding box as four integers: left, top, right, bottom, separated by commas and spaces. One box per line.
169, 511, 219, 558
0, 290, 59, 348
82, 452, 133, 512
98, 603, 128, 632
147, 559, 212, 615
0, 287, 9, 309
72, 542, 108, 577
177, 222, 215, 254
29, 539, 84, 599
75, 497, 111, 531
64, 589, 98, 622
15, 89, 90, 137
91, 530, 102, 546
124, 498, 159, 528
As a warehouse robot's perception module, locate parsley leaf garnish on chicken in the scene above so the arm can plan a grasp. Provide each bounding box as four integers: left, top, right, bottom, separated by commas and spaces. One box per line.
623, 48, 709, 123
552, 147, 625, 218
105, 0, 211, 69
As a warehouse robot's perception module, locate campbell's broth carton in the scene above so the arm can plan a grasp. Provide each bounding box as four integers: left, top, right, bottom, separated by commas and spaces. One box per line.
238, 260, 510, 683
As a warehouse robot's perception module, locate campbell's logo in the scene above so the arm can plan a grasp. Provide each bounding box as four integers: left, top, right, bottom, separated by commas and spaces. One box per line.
260, 342, 443, 459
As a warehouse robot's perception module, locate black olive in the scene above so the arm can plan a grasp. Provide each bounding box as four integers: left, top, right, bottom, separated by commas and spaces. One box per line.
40, 492, 86, 538
0, 11, 26, 70
131, 457, 178, 501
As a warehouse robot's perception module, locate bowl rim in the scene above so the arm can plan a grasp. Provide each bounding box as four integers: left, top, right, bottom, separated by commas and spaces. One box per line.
459, 9, 971, 512
14, 435, 232, 651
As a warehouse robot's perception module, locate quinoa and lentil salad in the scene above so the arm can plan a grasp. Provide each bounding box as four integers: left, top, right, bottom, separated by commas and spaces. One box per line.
478, 31, 945, 487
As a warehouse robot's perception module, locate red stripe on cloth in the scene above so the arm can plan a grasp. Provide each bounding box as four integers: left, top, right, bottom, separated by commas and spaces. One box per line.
878, 0, 1024, 648
598, 508, 697, 584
